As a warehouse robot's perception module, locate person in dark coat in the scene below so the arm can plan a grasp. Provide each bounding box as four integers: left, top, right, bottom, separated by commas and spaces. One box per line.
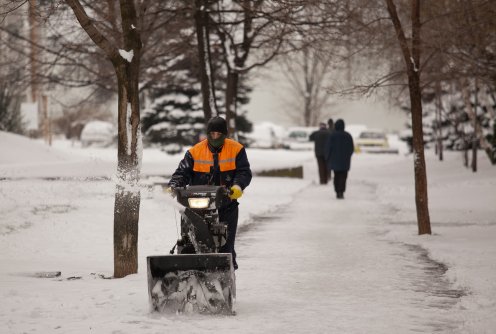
327, 118, 335, 181
327, 118, 334, 132
309, 123, 330, 184
325, 119, 354, 199
167, 116, 252, 269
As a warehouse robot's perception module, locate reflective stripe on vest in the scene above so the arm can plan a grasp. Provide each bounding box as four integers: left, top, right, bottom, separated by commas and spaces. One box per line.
189, 139, 243, 173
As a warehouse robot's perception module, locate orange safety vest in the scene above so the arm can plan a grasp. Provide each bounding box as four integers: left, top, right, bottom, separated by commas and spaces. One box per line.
189, 139, 243, 173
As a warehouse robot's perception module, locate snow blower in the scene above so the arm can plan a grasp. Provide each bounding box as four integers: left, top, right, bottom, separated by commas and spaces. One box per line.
147, 185, 236, 315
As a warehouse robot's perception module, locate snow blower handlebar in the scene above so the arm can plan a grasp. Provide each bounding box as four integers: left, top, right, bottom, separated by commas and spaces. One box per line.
166, 184, 237, 197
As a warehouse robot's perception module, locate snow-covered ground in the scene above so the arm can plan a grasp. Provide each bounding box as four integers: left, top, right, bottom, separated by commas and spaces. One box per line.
1, 131, 495, 333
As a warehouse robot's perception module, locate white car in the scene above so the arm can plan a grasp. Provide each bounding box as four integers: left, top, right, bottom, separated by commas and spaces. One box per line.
80, 121, 116, 147
282, 127, 315, 150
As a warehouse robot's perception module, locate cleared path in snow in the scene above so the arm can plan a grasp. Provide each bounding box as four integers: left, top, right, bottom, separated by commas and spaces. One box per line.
234, 172, 464, 333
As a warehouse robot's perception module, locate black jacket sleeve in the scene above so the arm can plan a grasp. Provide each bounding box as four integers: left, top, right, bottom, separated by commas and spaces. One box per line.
233, 147, 252, 190
309, 131, 316, 141
168, 151, 194, 188
325, 135, 333, 161
347, 133, 355, 157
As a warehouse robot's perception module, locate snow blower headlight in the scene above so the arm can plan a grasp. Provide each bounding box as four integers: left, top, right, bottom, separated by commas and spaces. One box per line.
188, 198, 210, 209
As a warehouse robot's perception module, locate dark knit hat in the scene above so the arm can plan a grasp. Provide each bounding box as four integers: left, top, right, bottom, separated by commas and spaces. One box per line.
206, 116, 228, 135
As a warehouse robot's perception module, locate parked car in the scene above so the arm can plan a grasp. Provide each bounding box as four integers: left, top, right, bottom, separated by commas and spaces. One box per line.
80, 120, 116, 147
355, 129, 398, 154
282, 127, 315, 150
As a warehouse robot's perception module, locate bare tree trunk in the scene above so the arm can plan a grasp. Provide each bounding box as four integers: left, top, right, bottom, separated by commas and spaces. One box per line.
113, 0, 142, 278
113, 62, 141, 278
216, 0, 260, 136
303, 48, 312, 126
472, 79, 478, 172
435, 80, 443, 161
472, 134, 478, 172
385, 0, 431, 235
464, 147, 469, 167
225, 70, 239, 138
41, 94, 50, 145
66, 0, 143, 278
409, 73, 432, 234
28, 0, 39, 103
194, 0, 217, 122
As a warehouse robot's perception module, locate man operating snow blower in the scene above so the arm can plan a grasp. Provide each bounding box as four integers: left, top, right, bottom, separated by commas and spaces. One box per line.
147, 117, 251, 314
167, 116, 252, 270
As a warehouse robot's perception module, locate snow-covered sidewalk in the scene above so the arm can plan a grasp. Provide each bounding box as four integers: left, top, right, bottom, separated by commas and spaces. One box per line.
234, 180, 465, 333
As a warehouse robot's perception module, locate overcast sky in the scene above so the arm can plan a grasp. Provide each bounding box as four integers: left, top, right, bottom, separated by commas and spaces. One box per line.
245, 66, 408, 133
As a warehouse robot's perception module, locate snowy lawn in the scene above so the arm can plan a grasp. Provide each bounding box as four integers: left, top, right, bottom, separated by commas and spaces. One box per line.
1, 131, 495, 333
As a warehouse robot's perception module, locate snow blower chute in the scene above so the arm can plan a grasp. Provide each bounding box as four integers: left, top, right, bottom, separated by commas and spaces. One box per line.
147, 185, 236, 315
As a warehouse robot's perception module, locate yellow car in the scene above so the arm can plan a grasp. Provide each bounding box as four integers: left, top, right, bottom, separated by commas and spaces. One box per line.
355, 130, 395, 153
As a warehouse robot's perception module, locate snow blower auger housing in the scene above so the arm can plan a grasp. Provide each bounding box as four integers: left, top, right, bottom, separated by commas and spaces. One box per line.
147, 185, 236, 315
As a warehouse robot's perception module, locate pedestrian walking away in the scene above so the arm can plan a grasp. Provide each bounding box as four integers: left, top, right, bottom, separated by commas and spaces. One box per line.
327, 118, 335, 181
167, 116, 252, 269
309, 122, 330, 184
327, 118, 335, 132
325, 119, 354, 199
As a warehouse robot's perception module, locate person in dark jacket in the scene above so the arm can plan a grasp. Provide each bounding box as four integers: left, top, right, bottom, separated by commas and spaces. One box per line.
168, 116, 252, 269
327, 118, 334, 132
309, 123, 330, 184
327, 118, 335, 181
325, 119, 354, 199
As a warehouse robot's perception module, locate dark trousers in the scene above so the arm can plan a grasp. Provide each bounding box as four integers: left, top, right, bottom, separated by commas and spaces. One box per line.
316, 156, 328, 184
219, 202, 239, 269
333, 171, 348, 194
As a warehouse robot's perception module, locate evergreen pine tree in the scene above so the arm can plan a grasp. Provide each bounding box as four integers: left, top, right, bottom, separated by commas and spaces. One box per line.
404, 82, 495, 155
0, 83, 24, 134
141, 48, 253, 150
0, 16, 25, 135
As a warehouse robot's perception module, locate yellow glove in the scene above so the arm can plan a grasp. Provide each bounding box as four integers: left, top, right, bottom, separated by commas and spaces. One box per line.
229, 185, 243, 200
165, 186, 176, 197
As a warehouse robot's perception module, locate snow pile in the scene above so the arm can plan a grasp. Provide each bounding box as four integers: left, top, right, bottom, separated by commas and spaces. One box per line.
150, 270, 233, 315
0, 131, 115, 179
0, 131, 315, 178
0, 131, 71, 165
